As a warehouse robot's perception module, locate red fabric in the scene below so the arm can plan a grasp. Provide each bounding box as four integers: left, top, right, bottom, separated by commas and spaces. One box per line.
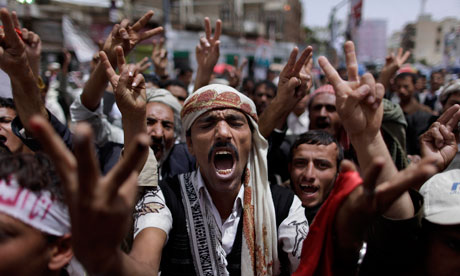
293, 171, 363, 276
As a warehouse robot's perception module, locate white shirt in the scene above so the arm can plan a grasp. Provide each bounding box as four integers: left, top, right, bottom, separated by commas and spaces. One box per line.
286, 111, 310, 136
133, 170, 308, 273
70, 96, 124, 146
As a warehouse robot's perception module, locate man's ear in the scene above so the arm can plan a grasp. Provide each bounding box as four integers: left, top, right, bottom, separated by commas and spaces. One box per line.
48, 234, 73, 271
186, 134, 195, 156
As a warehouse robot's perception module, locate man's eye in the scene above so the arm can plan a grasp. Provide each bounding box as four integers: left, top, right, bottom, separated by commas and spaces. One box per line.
294, 160, 307, 168
146, 119, 157, 125
326, 106, 336, 112
199, 122, 213, 129
316, 161, 331, 170
229, 120, 244, 127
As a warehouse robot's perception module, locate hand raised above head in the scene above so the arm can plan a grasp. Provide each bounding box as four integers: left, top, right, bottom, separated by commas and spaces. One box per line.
420, 104, 460, 171
10, 11, 42, 78
100, 46, 147, 120
151, 38, 168, 77
103, 10, 163, 65
195, 17, 221, 72
0, 8, 28, 76
318, 41, 384, 139
276, 46, 313, 110
135, 56, 152, 73
383, 47, 411, 72
227, 55, 248, 88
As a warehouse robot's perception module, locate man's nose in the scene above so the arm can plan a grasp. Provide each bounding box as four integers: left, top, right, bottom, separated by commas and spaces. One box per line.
319, 106, 328, 116
302, 162, 316, 181
215, 121, 231, 141
150, 124, 164, 138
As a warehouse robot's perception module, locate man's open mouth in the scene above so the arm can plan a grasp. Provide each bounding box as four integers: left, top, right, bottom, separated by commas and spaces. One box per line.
150, 138, 165, 160
300, 184, 318, 195
316, 120, 330, 129
213, 149, 235, 176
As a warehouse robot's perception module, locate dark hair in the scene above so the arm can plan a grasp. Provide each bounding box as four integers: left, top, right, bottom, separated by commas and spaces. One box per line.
161, 79, 188, 91
178, 66, 193, 76
0, 97, 15, 110
253, 80, 277, 96
289, 130, 343, 167
0, 153, 64, 202
143, 73, 161, 87
242, 77, 255, 95
395, 72, 417, 85
417, 72, 427, 79
430, 70, 444, 79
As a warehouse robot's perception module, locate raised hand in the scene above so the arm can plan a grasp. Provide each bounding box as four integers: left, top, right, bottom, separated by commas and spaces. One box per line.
420, 104, 460, 170
100, 46, 146, 120
227, 55, 248, 88
0, 8, 28, 76
196, 17, 221, 72
9, 11, 42, 78
258, 46, 313, 138
135, 56, 152, 73
0, 8, 47, 128
318, 41, 384, 139
103, 11, 163, 65
277, 46, 313, 110
377, 47, 411, 91
383, 48, 410, 73
29, 115, 150, 274
151, 38, 168, 77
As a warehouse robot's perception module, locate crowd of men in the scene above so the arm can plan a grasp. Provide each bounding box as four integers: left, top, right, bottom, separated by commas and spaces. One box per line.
0, 7, 459, 276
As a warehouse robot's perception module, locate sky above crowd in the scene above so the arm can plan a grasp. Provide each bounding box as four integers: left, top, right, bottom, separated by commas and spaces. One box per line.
302, 0, 460, 37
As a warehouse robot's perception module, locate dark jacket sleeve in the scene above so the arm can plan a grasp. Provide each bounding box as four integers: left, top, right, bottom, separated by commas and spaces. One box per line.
11, 110, 73, 152
359, 190, 424, 275
12, 109, 121, 175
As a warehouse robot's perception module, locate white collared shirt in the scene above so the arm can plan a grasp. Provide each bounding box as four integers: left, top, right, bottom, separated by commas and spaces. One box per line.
194, 170, 245, 255
286, 111, 310, 136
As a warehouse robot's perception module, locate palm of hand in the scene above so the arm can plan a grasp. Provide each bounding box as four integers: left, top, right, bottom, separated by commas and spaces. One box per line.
197, 45, 218, 68
115, 84, 146, 115
336, 81, 381, 136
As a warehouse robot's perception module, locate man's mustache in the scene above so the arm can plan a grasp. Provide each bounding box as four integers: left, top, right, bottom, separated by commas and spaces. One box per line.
208, 141, 239, 163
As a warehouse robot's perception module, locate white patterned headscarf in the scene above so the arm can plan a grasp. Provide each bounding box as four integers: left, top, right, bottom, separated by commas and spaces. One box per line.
181, 84, 279, 275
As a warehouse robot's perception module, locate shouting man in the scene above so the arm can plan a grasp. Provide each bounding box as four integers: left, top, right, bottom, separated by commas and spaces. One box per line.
134, 84, 308, 275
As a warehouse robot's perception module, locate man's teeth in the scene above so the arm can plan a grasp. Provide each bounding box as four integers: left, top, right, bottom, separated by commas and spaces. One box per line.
217, 168, 232, 175
216, 150, 231, 155
300, 184, 318, 194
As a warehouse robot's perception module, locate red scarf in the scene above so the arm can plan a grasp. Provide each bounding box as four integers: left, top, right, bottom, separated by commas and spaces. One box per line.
293, 171, 362, 276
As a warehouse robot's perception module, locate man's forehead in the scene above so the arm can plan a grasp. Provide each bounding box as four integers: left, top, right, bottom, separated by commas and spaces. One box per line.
0, 106, 16, 116
147, 102, 175, 116
294, 143, 338, 160
312, 93, 336, 105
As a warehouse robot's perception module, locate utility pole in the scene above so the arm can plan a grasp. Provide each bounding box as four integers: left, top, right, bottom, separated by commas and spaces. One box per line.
328, 0, 349, 66
420, 0, 427, 16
